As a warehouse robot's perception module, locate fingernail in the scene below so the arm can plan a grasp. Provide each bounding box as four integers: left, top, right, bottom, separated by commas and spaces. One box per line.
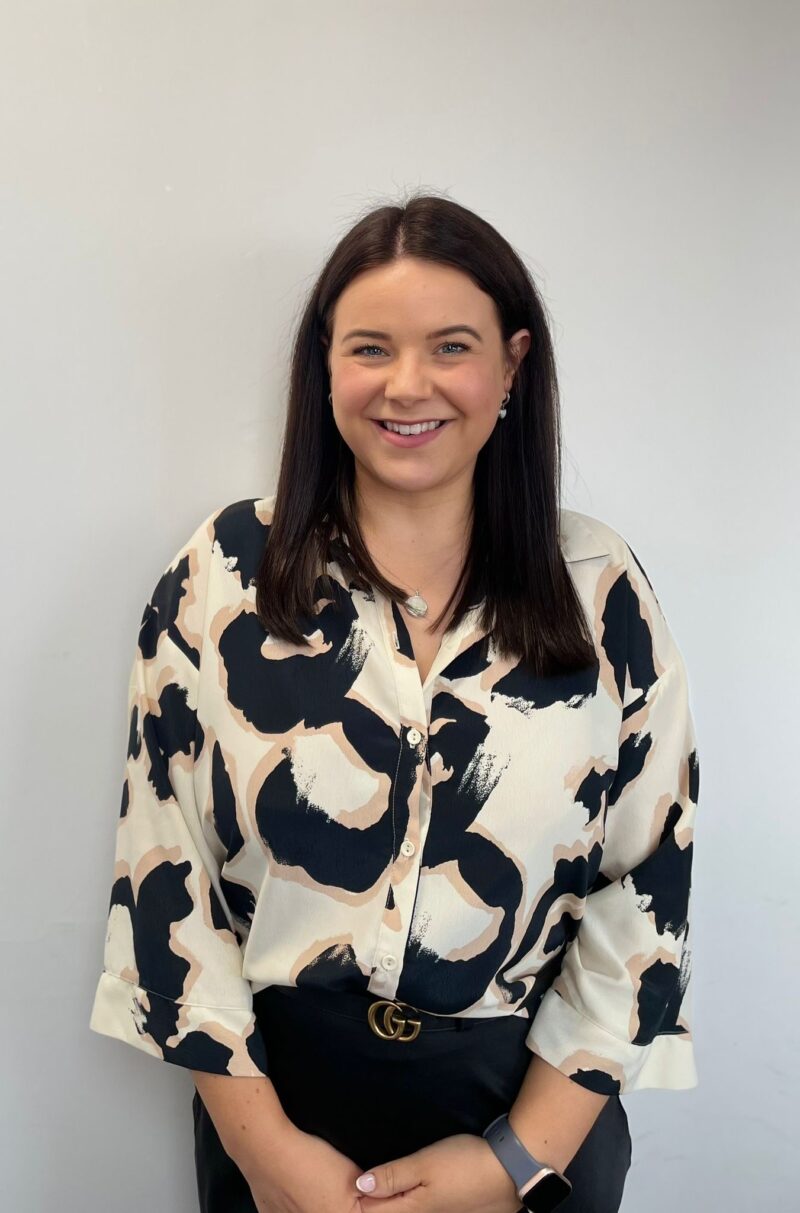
356, 1173, 376, 1193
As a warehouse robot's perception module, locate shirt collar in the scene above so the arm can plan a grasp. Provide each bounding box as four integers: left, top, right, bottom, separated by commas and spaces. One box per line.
559, 509, 611, 564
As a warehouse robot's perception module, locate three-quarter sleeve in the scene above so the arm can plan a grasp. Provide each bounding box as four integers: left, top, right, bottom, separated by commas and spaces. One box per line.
526, 542, 700, 1094
89, 512, 269, 1077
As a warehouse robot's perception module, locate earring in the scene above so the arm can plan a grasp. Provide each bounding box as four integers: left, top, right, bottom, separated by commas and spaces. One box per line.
498, 390, 510, 419
328, 392, 332, 405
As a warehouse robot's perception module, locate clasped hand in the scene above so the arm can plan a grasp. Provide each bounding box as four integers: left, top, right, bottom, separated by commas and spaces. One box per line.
354, 1133, 523, 1213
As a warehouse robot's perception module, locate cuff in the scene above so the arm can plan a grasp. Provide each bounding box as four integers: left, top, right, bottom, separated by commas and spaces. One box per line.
525, 986, 698, 1095
89, 970, 269, 1077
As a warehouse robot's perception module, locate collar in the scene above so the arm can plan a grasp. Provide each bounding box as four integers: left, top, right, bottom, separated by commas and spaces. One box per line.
559, 509, 612, 564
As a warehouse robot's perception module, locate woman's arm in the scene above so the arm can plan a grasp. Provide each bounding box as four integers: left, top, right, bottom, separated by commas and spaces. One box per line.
190, 1070, 296, 1180
190, 1070, 370, 1213
507, 1054, 608, 1173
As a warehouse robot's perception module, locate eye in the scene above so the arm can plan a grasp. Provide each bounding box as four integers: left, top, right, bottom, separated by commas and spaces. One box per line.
351, 342, 470, 357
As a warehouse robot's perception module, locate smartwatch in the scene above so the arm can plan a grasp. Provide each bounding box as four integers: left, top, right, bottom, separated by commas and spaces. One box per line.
482, 1113, 572, 1212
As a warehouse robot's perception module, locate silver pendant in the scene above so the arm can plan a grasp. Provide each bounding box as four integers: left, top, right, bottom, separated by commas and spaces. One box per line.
404, 592, 428, 618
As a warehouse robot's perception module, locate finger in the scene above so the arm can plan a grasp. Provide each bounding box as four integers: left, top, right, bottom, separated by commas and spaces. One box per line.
355, 1157, 422, 1198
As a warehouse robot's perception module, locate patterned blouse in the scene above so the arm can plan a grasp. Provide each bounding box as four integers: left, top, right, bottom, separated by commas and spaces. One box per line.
89, 492, 700, 1096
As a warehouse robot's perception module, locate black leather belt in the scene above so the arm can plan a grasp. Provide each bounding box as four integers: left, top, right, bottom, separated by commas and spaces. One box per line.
256, 982, 479, 1040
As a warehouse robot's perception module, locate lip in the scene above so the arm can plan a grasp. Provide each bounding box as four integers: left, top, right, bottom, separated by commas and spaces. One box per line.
370, 418, 451, 448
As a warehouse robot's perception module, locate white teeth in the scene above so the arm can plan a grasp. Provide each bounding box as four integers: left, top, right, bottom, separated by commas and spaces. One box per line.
382, 420, 444, 435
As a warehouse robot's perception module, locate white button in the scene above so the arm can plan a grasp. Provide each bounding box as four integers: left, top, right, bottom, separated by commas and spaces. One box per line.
381, 954, 397, 970
400, 839, 416, 857
407, 727, 422, 746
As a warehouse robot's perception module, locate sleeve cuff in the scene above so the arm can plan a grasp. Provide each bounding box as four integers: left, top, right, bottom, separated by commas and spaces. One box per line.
525, 986, 698, 1095
89, 970, 269, 1077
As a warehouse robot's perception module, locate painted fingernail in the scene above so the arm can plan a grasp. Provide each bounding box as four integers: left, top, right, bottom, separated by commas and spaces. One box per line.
356, 1173, 376, 1192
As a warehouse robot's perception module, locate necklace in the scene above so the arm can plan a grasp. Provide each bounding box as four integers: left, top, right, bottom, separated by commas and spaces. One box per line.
402, 590, 429, 618
370, 535, 474, 620
329, 527, 430, 616
372, 553, 429, 618
334, 521, 474, 621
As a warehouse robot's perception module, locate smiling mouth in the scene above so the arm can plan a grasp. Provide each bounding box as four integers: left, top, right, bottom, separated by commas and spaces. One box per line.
374, 419, 450, 433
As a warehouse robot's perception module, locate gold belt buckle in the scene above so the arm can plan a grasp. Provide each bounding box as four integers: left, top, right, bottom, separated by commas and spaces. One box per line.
367, 998, 422, 1042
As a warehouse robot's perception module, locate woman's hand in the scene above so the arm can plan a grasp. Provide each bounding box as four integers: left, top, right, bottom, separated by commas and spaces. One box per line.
242, 1120, 367, 1213
352, 1133, 523, 1213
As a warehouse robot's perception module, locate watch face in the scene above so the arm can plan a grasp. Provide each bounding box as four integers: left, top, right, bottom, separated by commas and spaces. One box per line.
521, 1170, 572, 1212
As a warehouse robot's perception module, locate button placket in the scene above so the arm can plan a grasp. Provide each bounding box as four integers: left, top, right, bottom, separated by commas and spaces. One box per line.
367, 592, 478, 1001
368, 729, 428, 998
397, 725, 423, 867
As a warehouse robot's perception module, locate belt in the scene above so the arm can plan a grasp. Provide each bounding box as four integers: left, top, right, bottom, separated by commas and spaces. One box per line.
367, 998, 422, 1042
256, 982, 482, 1041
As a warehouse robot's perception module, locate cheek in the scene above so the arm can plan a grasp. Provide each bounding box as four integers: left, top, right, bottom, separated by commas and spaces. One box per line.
442, 366, 502, 412
334, 363, 376, 405
458, 379, 505, 430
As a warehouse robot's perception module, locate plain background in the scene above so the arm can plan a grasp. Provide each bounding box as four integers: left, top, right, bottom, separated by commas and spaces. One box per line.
2, 1, 797, 1209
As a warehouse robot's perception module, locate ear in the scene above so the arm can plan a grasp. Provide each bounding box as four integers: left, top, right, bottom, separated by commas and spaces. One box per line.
506, 328, 531, 376
320, 335, 331, 375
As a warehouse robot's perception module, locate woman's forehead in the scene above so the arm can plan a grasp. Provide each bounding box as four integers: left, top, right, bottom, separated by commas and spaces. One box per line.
333, 262, 496, 336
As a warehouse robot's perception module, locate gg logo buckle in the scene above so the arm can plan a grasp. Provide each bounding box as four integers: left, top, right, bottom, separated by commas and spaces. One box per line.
367, 998, 422, 1042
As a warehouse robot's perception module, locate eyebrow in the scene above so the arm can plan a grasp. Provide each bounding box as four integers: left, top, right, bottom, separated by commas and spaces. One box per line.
340, 325, 483, 344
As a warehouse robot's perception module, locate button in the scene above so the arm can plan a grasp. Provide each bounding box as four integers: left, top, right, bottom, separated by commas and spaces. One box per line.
407, 727, 422, 746
400, 839, 416, 857
381, 954, 397, 971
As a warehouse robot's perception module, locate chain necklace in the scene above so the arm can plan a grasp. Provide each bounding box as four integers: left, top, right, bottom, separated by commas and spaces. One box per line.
370, 551, 430, 618
328, 528, 428, 616
333, 523, 472, 620
370, 544, 471, 620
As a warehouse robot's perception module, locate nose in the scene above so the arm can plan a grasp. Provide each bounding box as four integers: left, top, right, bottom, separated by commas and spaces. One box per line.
383, 352, 434, 405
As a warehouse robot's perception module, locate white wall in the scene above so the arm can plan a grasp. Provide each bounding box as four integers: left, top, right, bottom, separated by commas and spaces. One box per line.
2, 1, 797, 1208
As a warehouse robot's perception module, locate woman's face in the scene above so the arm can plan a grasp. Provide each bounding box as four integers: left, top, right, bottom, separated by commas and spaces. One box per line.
324, 257, 530, 500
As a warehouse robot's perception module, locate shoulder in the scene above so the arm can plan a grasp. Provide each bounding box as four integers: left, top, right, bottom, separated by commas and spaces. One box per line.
176, 494, 278, 592
561, 508, 690, 690
559, 506, 666, 613
141, 494, 276, 668
208, 494, 275, 562
559, 507, 630, 567
212, 492, 277, 534
148, 493, 276, 605
194, 493, 276, 542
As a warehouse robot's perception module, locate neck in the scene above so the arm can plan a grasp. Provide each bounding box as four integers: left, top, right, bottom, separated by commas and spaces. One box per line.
353, 474, 473, 591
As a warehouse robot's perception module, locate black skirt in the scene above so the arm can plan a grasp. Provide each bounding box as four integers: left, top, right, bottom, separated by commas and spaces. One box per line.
193, 984, 632, 1213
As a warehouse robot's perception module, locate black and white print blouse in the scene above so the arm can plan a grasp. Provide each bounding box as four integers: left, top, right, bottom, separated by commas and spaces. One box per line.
89, 492, 699, 1096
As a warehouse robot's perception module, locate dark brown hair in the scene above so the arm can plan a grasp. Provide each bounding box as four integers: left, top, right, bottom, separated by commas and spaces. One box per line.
256, 189, 597, 678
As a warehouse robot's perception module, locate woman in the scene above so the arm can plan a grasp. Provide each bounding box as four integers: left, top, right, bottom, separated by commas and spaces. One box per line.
89, 194, 699, 1213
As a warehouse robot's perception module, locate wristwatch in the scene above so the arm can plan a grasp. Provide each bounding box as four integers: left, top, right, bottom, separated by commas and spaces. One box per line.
482, 1113, 572, 1212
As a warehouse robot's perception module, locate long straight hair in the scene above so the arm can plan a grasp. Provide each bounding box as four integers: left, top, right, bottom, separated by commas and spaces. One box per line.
256, 191, 597, 678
